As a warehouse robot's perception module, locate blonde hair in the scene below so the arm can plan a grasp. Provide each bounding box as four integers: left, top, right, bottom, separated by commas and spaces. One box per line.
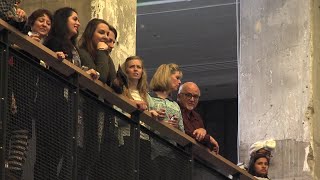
150, 63, 182, 93
121, 56, 148, 103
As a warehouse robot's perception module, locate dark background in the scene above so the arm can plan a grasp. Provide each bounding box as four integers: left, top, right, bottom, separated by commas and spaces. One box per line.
196, 98, 238, 163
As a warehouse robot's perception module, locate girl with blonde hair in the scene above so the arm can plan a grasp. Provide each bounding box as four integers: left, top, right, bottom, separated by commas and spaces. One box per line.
149, 63, 185, 180
119, 56, 152, 179
149, 63, 184, 131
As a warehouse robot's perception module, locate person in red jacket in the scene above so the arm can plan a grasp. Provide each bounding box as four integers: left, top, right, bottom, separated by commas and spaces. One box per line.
177, 82, 219, 153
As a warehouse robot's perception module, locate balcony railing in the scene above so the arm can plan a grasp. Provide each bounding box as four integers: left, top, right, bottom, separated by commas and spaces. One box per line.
0, 19, 255, 180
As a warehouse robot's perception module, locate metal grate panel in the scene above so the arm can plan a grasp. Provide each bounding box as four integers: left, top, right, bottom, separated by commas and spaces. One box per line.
146, 127, 192, 180
193, 159, 228, 180
0, 42, 233, 180
5, 49, 74, 179
76, 91, 135, 180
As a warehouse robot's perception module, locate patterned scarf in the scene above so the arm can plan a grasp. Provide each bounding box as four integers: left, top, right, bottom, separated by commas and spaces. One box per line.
0, 0, 18, 20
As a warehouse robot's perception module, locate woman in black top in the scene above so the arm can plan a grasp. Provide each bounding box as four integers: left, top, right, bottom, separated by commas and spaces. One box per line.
36, 7, 96, 179
78, 18, 116, 85
44, 7, 99, 77
44, 7, 80, 65
77, 18, 123, 179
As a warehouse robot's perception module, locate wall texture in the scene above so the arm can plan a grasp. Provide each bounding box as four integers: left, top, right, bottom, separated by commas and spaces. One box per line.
239, 0, 319, 179
20, 0, 136, 66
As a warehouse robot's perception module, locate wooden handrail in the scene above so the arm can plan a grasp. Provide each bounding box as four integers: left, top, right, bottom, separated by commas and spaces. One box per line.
0, 19, 256, 180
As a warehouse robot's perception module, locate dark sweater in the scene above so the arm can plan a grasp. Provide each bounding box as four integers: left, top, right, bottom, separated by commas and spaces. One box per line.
78, 48, 116, 86
44, 37, 74, 62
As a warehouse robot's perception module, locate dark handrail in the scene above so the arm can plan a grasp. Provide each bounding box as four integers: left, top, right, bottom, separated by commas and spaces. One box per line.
0, 19, 255, 180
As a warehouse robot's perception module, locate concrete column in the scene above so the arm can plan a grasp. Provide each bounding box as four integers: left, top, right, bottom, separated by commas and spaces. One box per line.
20, 0, 136, 66
239, 0, 320, 179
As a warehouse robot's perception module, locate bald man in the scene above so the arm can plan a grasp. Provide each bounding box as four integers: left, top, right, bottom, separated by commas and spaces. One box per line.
177, 82, 219, 153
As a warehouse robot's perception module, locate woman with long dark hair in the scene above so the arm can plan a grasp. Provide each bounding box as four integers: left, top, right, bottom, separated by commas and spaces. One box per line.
78, 18, 116, 85
44, 7, 80, 65
44, 7, 98, 77
35, 7, 97, 179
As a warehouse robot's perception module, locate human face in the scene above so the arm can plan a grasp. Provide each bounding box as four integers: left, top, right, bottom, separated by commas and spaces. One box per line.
126, 59, 143, 84
178, 83, 200, 110
170, 71, 182, 92
107, 30, 116, 52
67, 11, 80, 38
254, 157, 269, 177
31, 14, 51, 39
92, 23, 110, 48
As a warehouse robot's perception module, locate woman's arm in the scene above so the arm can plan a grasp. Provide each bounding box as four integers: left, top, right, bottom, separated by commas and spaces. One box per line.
107, 55, 116, 85
44, 38, 62, 52
177, 107, 185, 132
78, 48, 97, 69
44, 38, 73, 60
90, 50, 112, 84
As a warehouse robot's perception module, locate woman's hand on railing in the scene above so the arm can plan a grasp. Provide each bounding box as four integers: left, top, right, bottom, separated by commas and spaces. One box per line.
55, 52, 66, 61
149, 110, 158, 117
85, 69, 100, 80
134, 100, 148, 111
149, 109, 166, 121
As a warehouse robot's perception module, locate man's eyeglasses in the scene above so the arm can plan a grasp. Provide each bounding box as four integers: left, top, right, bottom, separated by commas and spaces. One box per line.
180, 93, 200, 100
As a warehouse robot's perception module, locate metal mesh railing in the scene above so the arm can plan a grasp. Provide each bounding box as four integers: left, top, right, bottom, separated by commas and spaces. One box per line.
193, 159, 229, 180
144, 128, 192, 180
76, 91, 132, 180
0, 30, 236, 180
4, 47, 74, 179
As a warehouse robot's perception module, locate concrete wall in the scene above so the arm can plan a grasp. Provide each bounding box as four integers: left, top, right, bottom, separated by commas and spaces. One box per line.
239, 0, 319, 179
20, 0, 136, 66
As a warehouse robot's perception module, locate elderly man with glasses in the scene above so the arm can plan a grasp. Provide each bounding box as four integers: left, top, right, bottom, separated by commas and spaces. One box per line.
177, 82, 219, 153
